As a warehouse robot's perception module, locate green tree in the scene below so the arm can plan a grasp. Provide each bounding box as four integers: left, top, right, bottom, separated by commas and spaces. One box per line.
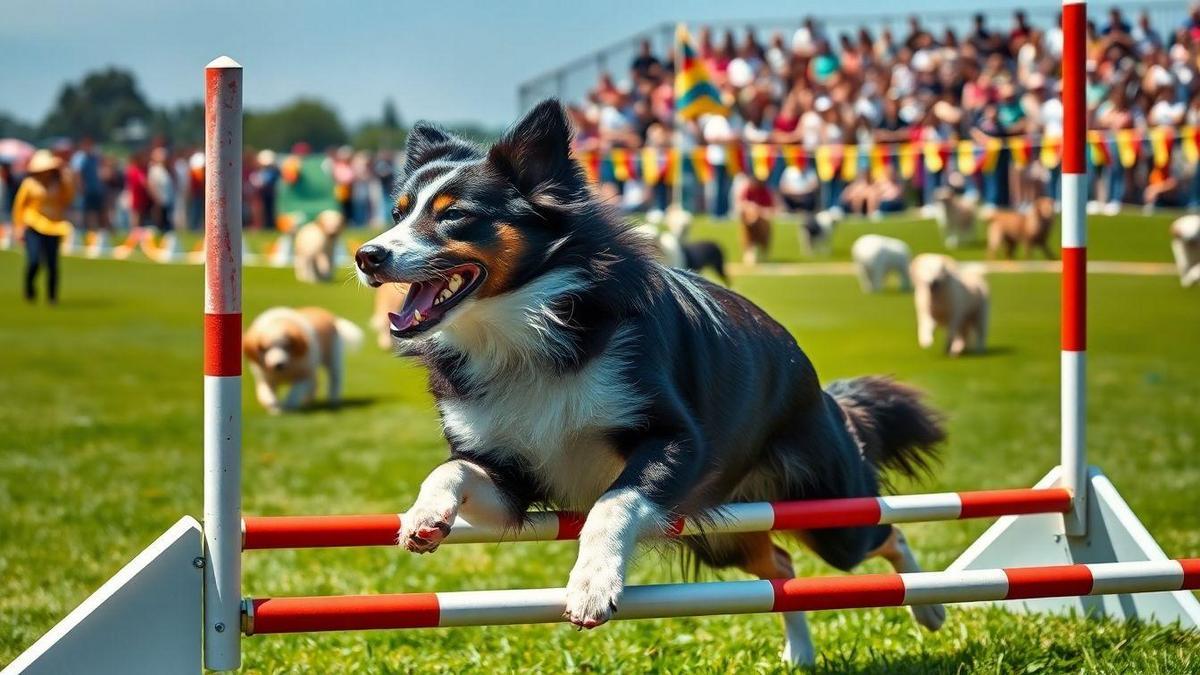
244, 98, 347, 151
39, 68, 153, 142
381, 98, 402, 130
0, 112, 35, 140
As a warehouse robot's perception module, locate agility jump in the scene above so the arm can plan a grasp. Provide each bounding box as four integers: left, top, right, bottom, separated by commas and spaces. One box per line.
6, 2, 1199, 673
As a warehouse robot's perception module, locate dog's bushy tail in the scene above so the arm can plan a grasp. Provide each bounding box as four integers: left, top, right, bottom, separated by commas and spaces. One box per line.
334, 317, 365, 352
826, 376, 945, 482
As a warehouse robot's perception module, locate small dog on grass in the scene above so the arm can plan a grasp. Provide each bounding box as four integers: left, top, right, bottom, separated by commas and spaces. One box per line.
986, 197, 1056, 260
293, 210, 346, 283
910, 254, 989, 356
244, 307, 363, 413
852, 234, 912, 293
1170, 215, 1200, 288
800, 210, 837, 257
933, 186, 977, 249
353, 100, 947, 666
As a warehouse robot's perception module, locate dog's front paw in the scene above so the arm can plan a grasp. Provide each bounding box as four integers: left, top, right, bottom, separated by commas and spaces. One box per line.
563, 555, 624, 629
399, 505, 456, 553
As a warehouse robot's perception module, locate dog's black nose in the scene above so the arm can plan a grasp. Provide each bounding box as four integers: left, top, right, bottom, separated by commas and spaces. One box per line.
356, 245, 389, 273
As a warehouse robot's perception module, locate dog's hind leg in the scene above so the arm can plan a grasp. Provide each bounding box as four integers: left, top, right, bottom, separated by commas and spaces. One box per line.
737, 532, 815, 667
868, 526, 946, 630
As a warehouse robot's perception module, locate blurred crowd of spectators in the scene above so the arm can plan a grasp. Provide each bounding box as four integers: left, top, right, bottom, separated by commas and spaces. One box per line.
569, 6, 1200, 218
0, 141, 401, 239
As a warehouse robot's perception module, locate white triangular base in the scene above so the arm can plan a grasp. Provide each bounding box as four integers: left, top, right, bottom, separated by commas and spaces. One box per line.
3, 517, 204, 675
950, 466, 1200, 627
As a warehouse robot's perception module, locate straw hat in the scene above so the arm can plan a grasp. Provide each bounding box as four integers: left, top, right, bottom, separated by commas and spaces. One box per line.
26, 149, 63, 174
257, 149, 277, 166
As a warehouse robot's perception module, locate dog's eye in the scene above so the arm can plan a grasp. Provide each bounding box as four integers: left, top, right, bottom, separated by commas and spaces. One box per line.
439, 208, 467, 223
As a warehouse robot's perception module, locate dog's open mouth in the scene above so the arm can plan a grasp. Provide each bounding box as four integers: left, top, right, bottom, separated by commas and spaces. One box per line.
389, 263, 486, 337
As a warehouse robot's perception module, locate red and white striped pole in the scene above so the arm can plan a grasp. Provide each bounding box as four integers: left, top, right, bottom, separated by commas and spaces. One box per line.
241, 487, 1073, 550
242, 558, 1200, 635
203, 55, 243, 671
1061, 0, 1088, 536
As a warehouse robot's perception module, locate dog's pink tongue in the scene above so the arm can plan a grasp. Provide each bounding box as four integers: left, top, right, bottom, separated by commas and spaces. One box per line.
388, 311, 411, 331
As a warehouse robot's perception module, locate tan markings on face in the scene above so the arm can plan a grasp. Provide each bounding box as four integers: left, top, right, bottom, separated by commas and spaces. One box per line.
396, 193, 411, 214
479, 223, 525, 297
432, 194, 456, 214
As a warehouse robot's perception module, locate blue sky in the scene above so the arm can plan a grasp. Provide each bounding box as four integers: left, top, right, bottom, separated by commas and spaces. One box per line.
4, 0, 1044, 129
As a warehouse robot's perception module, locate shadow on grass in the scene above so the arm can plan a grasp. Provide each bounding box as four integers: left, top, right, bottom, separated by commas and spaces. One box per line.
300, 397, 381, 414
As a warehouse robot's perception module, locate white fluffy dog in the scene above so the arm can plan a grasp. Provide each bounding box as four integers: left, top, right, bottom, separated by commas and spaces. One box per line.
909, 254, 989, 356
854, 234, 907, 291
243, 306, 363, 413
293, 210, 346, 283
851, 234, 912, 293
933, 187, 978, 249
1171, 215, 1200, 288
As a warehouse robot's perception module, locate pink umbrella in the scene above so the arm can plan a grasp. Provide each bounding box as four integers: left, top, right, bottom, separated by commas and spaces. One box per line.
0, 138, 36, 170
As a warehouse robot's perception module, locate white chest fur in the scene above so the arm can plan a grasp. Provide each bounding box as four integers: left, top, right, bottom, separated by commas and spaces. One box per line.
436, 333, 644, 509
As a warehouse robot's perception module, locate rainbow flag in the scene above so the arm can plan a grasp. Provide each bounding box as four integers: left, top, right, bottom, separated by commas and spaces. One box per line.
675, 24, 728, 120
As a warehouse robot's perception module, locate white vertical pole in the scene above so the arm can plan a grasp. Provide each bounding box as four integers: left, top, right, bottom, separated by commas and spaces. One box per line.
1060, 1, 1088, 536
203, 55, 243, 671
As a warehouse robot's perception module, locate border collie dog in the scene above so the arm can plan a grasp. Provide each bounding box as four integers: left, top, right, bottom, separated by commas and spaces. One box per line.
355, 100, 947, 665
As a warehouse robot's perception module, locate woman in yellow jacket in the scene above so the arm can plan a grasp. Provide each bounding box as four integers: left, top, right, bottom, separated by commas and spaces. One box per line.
13, 150, 74, 303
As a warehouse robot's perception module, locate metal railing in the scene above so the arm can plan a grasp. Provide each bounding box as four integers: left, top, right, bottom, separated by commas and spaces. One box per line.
516, 1, 1184, 114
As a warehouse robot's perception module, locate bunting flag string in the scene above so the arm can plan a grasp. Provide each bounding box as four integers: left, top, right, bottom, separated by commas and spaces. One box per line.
576, 127, 1196, 185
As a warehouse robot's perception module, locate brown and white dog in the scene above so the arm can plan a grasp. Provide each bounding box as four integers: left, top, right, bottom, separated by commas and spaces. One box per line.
353, 101, 947, 665
910, 254, 989, 356
243, 306, 363, 413
293, 210, 346, 283
986, 197, 1056, 260
1170, 215, 1200, 288
933, 186, 977, 249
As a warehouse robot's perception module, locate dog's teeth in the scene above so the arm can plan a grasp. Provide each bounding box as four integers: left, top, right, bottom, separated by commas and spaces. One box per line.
413, 310, 423, 322
449, 274, 463, 291
439, 289, 453, 303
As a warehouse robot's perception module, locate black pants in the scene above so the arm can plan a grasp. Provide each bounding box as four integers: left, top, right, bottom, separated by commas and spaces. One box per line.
24, 229, 61, 302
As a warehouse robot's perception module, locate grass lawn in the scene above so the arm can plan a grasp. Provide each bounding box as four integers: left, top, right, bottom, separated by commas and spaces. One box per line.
685, 210, 1180, 265
1, 214, 1198, 672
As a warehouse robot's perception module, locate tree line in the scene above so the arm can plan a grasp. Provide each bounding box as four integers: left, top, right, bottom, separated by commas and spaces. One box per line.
0, 67, 497, 151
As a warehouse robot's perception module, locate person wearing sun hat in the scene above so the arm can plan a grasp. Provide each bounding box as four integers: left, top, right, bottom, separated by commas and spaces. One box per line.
12, 149, 75, 303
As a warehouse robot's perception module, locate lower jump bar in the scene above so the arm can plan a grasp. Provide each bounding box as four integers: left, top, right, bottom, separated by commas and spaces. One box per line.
242, 487, 1072, 550
244, 558, 1200, 634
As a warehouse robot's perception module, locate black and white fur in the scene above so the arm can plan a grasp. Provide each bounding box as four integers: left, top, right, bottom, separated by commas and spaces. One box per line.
354, 100, 947, 665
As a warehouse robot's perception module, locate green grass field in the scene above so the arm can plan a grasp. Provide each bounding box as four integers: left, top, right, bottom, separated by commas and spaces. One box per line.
1, 213, 1198, 673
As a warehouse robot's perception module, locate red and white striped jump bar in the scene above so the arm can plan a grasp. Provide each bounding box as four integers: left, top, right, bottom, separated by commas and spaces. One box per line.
243, 558, 1200, 634
242, 487, 1071, 550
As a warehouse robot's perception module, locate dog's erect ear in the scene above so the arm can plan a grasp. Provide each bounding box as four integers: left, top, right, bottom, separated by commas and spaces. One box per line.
488, 99, 580, 196
401, 122, 453, 175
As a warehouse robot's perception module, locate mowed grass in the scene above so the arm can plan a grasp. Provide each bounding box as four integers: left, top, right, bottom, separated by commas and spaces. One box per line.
1, 214, 1199, 673
685, 210, 1179, 264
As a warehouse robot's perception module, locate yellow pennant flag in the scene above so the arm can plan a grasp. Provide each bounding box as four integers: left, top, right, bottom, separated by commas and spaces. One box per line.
1183, 126, 1200, 164
578, 152, 599, 183
815, 145, 836, 181
1088, 131, 1110, 166
1040, 136, 1061, 169
610, 148, 630, 182
690, 148, 713, 184
980, 138, 1003, 174
641, 148, 662, 185
841, 145, 858, 181
1115, 129, 1139, 168
1150, 128, 1171, 168
923, 140, 944, 173
957, 140, 977, 175
869, 145, 887, 181
1007, 137, 1030, 168
750, 144, 773, 180
898, 143, 917, 179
